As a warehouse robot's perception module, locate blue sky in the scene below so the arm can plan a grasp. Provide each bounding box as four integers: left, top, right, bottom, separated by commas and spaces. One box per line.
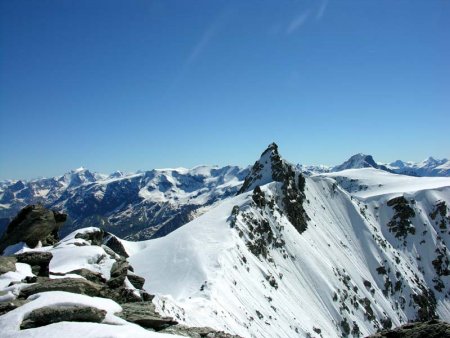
1, 0, 449, 179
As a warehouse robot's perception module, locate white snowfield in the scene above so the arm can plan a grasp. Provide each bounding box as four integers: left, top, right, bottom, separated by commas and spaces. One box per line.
319, 168, 450, 199
121, 168, 450, 338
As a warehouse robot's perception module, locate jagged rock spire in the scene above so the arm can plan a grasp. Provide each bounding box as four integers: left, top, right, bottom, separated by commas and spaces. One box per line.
238, 143, 310, 234
238, 142, 284, 194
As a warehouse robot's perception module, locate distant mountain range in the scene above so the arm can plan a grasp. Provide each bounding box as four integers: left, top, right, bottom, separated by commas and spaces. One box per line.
0, 153, 448, 241
0, 166, 249, 240
299, 153, 450, 177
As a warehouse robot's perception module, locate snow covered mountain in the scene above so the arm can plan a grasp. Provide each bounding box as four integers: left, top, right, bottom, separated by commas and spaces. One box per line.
0, 166, 249, 240
102, 144, 450, 337
385, 157, 450, 177
331, 154, 390, 172
327, 154, 450, 177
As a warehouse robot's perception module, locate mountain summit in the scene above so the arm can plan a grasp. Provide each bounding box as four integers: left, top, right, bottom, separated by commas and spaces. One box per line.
238, 143, 309, 234
238, 142, 285, 193
332, 153, 381, 171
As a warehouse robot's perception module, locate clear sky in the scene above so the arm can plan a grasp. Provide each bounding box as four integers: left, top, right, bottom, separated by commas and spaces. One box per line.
1, 0, 449, 180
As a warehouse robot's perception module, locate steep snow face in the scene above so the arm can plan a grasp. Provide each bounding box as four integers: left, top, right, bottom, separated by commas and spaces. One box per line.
0, 165, 249, 240
125, 166, 450, 338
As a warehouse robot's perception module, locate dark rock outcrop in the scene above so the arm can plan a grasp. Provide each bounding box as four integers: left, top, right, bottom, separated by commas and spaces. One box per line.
20, 305, 106, 330
238, 143, 309, 234
127, 272, 145, 289
19, 277, 104, 299
75, 228, 104, 246
0, 256, 17, 274
18, 276, 145, 304
66, 268, 107, 284
107, 259, 131, 289
104, 234, 129, 258
387, 196, 416, 240
15, 251, 53, 277
116, 302, 177, 331
161, 324, 243, 338
0, 205, 67, 254
368, 319, 450, 338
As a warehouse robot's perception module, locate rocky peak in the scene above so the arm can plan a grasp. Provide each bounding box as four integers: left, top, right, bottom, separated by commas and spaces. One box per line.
61, 168, 97, 188
238, 142, 287, 194
238, 143, 309, 234
332, 153, 380, 172
421, 156, 447, 168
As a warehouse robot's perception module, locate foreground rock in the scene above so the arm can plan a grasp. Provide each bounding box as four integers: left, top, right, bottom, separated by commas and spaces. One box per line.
75, 228, 104, 246
116, 302, 177, 331
66, 268, 107, 284
161, 325, 243, 338
0, 204, 67, 254
15, 251, 53, 276
18, 275, 147, 304
20, 305, 106, 329
368, 319, 450, 338
104, 234, 129, 258
19, 278, 103, 299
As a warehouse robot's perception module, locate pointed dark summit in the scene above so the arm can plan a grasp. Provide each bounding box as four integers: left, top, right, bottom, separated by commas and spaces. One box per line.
238, 142, 283, 194
238, 143, 309, 234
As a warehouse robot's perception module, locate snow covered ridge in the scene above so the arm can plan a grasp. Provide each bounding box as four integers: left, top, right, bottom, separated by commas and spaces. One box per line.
0, 165, 250, 241
118, 145, 450, 337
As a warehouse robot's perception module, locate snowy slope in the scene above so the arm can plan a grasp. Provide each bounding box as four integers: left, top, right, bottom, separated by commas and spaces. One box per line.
118, 146, 450, 338
319, 168, 450, 199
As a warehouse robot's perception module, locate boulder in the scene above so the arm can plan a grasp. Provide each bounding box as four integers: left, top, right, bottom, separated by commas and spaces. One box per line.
127, 272, 145, 289
75, 229, 104, 246
104, 234, 129, 258
101, 287, 143, 304
0, 256, 17, 274
15, 251, 53, 277
0, 205, 67, 254
161, 325, 243, 338
20, 305, 106, 329
18, 274, 145, 304
107, 259, 130, 289
19, 277, 104, 299
106, 275, 126, 289
116, 302, 177, 331
67, 268, 107, 284
110, 259, 130, 278
368, 319, 450, 338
